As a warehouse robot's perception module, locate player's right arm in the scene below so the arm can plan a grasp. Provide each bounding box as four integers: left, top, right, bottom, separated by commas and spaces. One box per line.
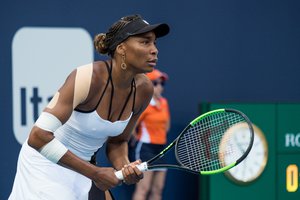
27, 63, 120, 191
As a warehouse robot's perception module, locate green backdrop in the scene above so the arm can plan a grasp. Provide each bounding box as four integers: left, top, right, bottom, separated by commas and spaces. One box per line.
199, 103, 300, 200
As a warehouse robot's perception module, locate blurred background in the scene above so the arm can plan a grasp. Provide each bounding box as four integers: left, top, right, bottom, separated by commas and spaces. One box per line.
1, 0, 300, 199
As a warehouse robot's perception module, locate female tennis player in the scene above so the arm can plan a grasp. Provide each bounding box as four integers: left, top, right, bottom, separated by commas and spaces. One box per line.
9, 14, 169, 200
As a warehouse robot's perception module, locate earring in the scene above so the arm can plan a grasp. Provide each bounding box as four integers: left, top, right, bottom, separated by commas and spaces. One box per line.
121, 54, 127, 70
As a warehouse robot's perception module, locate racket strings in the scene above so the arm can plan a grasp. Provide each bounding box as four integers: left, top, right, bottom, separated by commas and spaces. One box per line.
176, 112, 250, 172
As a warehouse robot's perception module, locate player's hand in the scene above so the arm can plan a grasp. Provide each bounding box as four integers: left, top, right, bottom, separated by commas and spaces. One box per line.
121, 160, 144, 185
92, 167, 121, 191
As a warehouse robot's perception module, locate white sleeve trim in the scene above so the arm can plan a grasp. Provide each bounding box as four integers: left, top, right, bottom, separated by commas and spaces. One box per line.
35, 112, 62, 132
39, 138, 68, 163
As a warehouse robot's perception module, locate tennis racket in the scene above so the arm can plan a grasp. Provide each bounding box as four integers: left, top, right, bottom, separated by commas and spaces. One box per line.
115, 108, 254, 180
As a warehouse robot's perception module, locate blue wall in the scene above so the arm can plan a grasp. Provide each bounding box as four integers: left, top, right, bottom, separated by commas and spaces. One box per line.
1, 0, 300, 199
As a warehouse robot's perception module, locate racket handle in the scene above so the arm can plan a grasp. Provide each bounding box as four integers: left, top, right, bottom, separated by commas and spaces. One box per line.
114, 162, 148, 180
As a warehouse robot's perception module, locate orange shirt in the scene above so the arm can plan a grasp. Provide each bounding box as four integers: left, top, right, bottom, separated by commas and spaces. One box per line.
136, 97, 170, 144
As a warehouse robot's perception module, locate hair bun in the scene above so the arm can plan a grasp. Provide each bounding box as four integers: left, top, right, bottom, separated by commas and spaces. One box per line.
94, 33, 109, 55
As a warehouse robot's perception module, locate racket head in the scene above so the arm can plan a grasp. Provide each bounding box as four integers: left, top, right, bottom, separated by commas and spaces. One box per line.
175, 108, 254, 175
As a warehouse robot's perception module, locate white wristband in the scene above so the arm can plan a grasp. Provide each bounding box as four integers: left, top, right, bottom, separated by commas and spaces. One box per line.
39, 138, 68, 163
35, 112, 62, 132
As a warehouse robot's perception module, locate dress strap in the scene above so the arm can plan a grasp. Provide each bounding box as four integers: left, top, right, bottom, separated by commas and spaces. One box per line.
93, 60, 112, 113
117, 78, 136, 120
107, 60, 114, 120
132, 79, 136, 112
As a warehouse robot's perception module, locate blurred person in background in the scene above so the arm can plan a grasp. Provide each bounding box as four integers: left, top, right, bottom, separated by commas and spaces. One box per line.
131, 69, 171, 200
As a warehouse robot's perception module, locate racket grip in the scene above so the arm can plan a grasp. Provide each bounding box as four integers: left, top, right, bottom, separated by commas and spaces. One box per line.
114, 162, 148, 180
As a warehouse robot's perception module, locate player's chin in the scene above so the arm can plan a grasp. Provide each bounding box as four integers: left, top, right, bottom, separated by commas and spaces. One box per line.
144, 65, 155, 72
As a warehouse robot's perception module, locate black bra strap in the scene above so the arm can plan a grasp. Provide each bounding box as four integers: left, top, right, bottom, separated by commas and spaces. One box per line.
93, 61, 111, 112
132, 79, 136, 112
117, 79, 136, 120
107, 60, 114, 120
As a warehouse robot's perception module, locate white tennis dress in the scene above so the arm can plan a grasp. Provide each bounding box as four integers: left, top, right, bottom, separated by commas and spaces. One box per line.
9, 110, 132, 200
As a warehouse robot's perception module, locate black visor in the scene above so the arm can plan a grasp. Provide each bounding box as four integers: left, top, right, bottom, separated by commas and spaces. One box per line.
109, 16, 170, 51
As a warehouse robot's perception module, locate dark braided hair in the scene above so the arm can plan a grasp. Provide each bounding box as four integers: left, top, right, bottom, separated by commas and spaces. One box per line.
94, 15, 141, 56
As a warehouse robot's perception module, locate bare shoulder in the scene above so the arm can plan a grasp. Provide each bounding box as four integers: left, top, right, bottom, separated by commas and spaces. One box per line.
135, 73, 153, 95
133, 73, 154, 114
90, 61, 108, 88
66, 61, 108, 89
73, 61, 109, 109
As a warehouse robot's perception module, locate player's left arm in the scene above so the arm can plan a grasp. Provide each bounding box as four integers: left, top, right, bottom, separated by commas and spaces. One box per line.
106, 75, 153, 183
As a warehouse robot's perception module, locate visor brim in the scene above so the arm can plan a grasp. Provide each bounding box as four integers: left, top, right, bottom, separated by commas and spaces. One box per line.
131, 23, 170, 38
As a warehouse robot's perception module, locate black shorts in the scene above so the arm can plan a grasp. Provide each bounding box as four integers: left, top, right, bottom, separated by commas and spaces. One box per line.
89, 158, 115, 200
135, 142, 166, 166
88, 182, 115, 200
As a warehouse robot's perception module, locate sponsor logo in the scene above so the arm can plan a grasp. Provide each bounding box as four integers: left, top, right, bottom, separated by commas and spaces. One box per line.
12, 27, 93, 144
